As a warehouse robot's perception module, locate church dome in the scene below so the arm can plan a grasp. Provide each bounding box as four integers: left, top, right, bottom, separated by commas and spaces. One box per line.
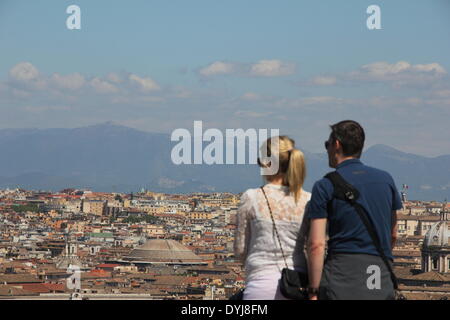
123, 239, 204, 264
423, 221, 450, 249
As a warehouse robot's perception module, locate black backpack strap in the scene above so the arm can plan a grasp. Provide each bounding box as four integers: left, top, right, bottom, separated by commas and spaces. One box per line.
324, 172, 398, 290
324, 172, 360, 204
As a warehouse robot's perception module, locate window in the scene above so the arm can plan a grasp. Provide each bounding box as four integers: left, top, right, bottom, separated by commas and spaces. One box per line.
432, 257, 439, 270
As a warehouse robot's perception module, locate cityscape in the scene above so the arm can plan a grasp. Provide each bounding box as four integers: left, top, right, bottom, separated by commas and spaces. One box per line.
0, 186, 448, 300
1, 0, 449, 306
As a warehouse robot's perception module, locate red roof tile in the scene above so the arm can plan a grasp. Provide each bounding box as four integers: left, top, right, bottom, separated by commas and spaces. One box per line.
21, 283, 51, 294
96, 263, 120, 268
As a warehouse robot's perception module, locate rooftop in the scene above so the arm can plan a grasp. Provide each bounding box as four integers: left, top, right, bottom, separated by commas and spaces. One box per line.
123, 239, 204, 264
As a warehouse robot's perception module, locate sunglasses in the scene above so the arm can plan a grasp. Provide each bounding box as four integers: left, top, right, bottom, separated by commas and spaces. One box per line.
324, 140, 330, 150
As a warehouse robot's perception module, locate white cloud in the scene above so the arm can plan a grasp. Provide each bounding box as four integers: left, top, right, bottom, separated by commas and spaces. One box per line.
106, 72, 123, 84
199, 61, 236, 76
51, 73, 85, 90
303, 61, 448, 88
249, 59, 296, 77
199, 59, 296, 77
128, 74, 160, 92
8, 62, 47, 90
360, 61, 412, 76
5, 63, 165, 99
310, 75, 337, 86
90, 78, 119, 94
9, 62, 39, 81
411, 63, 446, 74
349, 61, 447, 86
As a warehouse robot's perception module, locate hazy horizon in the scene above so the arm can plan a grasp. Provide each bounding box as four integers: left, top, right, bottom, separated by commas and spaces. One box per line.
1, 1, 449, 157
0, 121, 448, 158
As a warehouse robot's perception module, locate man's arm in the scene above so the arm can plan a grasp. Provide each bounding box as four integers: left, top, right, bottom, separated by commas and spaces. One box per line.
391, 210, 398, 248
307, 218, 327, 300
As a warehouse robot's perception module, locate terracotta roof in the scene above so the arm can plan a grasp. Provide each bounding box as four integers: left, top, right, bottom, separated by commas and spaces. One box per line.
105, 278, 128, 284
0, 274, 42, 284
37, 259, 53, 264
182, 276, 200, 285
397, 215, 441, 221
42, 283, 66, 292
151, 276, 191, 286
96, 263, 120, 268
410, 272, 450, 282
393, 250, 421, 257
0, 285, 38, 296
21, 283, 52, 294
82, 270, 112, 279
399, 285, 450, 292
401, 292, 449, 300
126, 274, 157, 280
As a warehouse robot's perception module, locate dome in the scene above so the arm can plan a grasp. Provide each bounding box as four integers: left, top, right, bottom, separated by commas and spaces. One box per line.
123, 239, 204, 264
423, 221, 450, 248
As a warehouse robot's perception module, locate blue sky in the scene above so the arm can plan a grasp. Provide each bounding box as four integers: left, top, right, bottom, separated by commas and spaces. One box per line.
1, 0, 450, 156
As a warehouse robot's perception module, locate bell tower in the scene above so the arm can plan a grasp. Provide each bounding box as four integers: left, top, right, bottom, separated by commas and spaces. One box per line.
442, 198, 448, 221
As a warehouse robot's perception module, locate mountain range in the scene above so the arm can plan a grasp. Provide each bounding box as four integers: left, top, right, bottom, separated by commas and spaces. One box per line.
0, 122, 448, 201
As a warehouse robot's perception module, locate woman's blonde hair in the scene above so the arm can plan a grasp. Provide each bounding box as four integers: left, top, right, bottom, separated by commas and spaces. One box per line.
258, 136, 306, 203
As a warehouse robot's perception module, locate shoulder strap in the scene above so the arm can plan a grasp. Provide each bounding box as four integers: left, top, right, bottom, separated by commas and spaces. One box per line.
324, 171, 359, 204
324, 172, 399, 290
260, 186, 289, 269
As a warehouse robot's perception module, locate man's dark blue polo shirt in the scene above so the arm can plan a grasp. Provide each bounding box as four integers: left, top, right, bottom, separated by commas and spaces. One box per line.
308, 158, 403, 260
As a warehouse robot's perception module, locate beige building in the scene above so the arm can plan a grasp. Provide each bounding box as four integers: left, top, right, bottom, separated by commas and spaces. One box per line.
397, 214, 441, 237
82, 200, 106, 216
142, 224, 165, 237
188, 212, 212, 220
64, 200, 82, 213
114, 265, 138, 273
143, 206, 166, 215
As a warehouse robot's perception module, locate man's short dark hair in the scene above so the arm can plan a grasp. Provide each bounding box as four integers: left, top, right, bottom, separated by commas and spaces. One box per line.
330, 120, 365, 158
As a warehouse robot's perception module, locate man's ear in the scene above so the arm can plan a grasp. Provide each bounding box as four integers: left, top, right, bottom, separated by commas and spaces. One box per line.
335, 140, 343, 154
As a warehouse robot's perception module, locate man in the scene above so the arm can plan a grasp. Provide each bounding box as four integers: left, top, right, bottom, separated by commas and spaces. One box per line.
306, 120, 402, 300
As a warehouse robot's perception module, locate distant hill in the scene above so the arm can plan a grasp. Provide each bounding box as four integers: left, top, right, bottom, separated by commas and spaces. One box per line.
0, 123, 448, 201
362, 144, 450, 201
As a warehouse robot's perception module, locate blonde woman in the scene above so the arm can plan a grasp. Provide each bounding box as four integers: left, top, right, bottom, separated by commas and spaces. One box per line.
234, 136, 311, 300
